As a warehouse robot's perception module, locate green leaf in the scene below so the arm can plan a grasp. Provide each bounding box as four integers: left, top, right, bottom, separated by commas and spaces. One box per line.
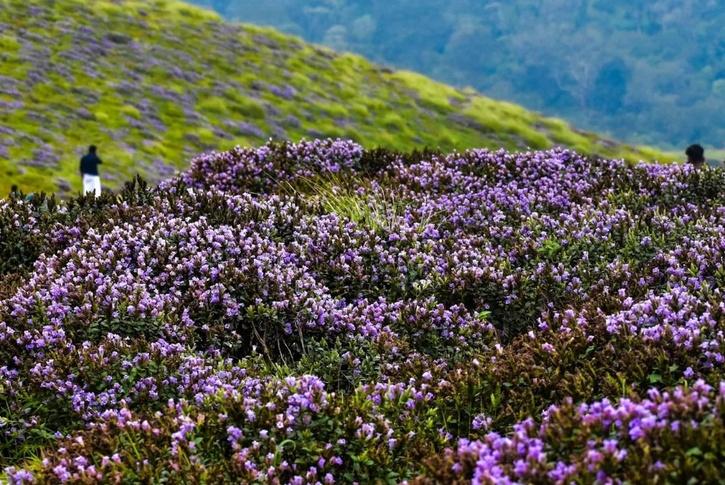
477, 310, 491, 320
686, 447, 702, 457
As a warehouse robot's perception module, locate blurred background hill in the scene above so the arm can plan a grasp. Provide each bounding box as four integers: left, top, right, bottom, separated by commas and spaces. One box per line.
192, 0, 724, 151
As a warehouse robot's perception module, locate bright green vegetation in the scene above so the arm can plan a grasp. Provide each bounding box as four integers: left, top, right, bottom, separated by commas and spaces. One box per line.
0, 0, 672, 196
711, 150, 725, 163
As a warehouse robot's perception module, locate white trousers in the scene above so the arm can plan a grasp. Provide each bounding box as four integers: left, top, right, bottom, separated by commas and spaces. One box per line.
83, 174, 101, 196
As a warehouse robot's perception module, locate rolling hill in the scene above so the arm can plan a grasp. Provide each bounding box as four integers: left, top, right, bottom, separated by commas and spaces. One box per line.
191, 0, 725, 150
0, 0, 670, 196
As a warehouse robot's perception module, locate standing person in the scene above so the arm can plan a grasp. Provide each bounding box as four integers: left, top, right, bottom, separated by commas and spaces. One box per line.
685, 144, 705, 170
80, 145, 103, 196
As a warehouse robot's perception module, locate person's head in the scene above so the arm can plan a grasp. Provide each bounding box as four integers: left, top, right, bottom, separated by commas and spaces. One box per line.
11, 184, 18, 192
685, 144, 705, 165
89, 145, 97, 154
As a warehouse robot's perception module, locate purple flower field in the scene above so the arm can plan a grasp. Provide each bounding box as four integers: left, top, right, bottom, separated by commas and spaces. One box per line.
0, 139, 723, 483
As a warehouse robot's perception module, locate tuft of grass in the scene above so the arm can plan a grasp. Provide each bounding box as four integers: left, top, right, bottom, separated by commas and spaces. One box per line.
281, 174, 397, 232
197, 96, 229, 116
0, 33, 20, 51
390, 70, 463, 113
224, 91, 266, 119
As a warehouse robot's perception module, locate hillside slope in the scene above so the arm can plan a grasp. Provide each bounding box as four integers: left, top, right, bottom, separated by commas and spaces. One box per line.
0, 0, 668, 195
191, 0, 724, 149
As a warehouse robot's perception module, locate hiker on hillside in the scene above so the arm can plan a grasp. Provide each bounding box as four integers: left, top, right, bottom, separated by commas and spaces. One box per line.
685, 144, 706, 170
9, 185, 20, 200
80, 145, 103, 196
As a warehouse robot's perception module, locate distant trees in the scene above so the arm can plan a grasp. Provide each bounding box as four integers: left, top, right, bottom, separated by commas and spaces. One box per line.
210, 0, 232, 13
592, 59, 630, 114
192, 0, 724, 148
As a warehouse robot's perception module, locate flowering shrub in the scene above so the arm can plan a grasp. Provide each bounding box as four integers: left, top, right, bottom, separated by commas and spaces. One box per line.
422, 381, 724, 484
1, 139, 724, 483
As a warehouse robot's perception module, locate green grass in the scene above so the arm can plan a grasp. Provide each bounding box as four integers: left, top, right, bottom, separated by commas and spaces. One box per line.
710, 149, 725, 162
280, 173, 428, 234
0, 0, 674, 196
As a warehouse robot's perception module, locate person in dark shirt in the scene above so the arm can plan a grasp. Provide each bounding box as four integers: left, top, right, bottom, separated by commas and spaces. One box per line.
685, 144, 705, 170
80, 145, 103, 196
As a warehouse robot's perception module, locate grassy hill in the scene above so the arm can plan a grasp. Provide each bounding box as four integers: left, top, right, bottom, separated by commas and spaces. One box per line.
0, 0, 670, 196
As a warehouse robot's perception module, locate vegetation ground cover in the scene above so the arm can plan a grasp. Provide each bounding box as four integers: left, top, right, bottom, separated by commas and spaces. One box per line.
0, 0, 670, 196
1, 139, 723, 483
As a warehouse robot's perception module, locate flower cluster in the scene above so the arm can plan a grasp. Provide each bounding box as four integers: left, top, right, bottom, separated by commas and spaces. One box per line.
1, 140, 724, 483
436, 380, 724, 484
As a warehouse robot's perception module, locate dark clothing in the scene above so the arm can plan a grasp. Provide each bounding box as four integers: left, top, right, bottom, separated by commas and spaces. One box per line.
80, 153, 102, 175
